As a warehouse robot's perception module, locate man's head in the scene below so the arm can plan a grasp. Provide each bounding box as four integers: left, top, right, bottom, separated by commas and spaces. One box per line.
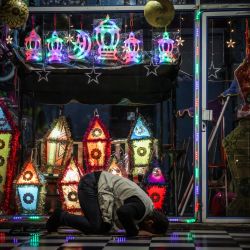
139, 209, 169, 235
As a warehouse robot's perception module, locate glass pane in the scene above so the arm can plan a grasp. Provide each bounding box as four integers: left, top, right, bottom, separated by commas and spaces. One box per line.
201, 0, 249, 3
206, 16, 250, 217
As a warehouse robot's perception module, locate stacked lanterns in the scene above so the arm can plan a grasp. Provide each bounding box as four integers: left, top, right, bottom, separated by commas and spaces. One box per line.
0, 101, 19, 214
25, 29, 42, 62
83, 113, 111, 172
15, 160, 46, 214
58, 158, 84, 214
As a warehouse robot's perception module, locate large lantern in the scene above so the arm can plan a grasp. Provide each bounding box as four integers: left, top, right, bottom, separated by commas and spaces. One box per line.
25, 29, 42, 62
123, 32, 142, 64
83, 113, 111, 172
0, 101, 19, 213
58, 158, 84, 215
94, 15, 120, 61
41, 116, 73, 175
157, 32, 175, 64
15, 160, 46, 214
128, 114, 154, 176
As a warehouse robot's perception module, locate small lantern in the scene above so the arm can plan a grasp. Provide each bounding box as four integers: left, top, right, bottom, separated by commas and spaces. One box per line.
42, 116, 73, 175
46, 31, 65, 63
83, 112, 111, 172
158, 32, 174, 64
146, 186, 167, 210
58, 158, 84, 215
107, 156, 126, 177
94, 15, 120, 61
25, 29, 42, 62
0, 101, 20, 213
68, 30, 92, 61
15, 160, 46, 214
123, 32, 142, 64
128, 114, 154, 174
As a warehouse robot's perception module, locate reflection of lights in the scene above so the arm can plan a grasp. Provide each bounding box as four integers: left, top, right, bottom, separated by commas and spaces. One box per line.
114, 237, 126, 243
29, 233, 40, 247
65, 235, 75, 242
12, 216, 23, 221
0, 232, 5, 243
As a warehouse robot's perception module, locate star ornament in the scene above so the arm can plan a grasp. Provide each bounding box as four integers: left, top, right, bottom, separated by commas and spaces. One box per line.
85, 67, 102, 84
176, 36, 185, 46
6, 35, 13, 45
65, 34, 74, 43
226, 39, 236, 48
144, 60, 160, 77
208, 60, 221, 79
36, 67, 51, 82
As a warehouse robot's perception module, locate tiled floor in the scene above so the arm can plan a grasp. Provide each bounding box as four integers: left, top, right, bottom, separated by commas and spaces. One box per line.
0, 228, 250, 250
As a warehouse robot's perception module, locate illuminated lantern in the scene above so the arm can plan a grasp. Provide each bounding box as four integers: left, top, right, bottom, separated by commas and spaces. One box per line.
0, 101, 19, 214
107, 156, 126, 177
58, 158, 84, 214
15, 160, 46, 214
123, 32, 142, 64
83, 113, 111, 171
147, 167, 166, 184
128, 114, 154, 174
25, 29, 42, 62
158, 32, 174, 64
42, 116, 73, 175
68, 30, 91, 61
146, 186, 167, 210
94, 15, 120, 61
46, 31, 65, 63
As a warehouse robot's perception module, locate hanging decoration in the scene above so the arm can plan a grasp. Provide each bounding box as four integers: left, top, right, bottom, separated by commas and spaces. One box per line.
25, 16, 42, 62
6, 35, 13, 45
94, 15, 120, 61
0, 0, 29, 28
144, 0, 175, 28
58, 158, 84, 215
36, 65, 51, 82
208, 20, 221, 80
226, 20, 236, 48
0, 101, 20, 214
146, 185, 167, 210
107, 156, 125, 177
176, 14, 185, 47
15, 160, 46, 214
45, 14, 67, 63
122, 14, 143, 64
83, 111, 111, 172
144, 59, 159, 77
41, 116, 73, 175
85, 66, 102, 84
128, 114, 154, 176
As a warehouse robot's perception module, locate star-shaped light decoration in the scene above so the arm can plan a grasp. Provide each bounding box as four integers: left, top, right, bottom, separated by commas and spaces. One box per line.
176, 36, 185, 46
208, 60, 221, 79
6, 35, 13, 45
85, 66, 102, 84
226, 39, 236, 48
144, 60, 160, 77
65, 34, 74, 43
36, 65, 51, 82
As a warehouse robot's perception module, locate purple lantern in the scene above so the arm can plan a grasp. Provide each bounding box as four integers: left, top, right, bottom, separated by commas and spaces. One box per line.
25, 29, 42, 62
158, 32, 174, 64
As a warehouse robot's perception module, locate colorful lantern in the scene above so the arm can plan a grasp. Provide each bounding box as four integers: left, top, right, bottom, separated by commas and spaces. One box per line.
25, 29, 42, 62
15, 160, 46, 214
128, 114, 154, 173
83, 113, 111, 172
94, 15, 120, 61
146, 186, 167, 210
46, 31, 65, 63
42, 116, 73, 175
68, 30, 91, 61
58, 158, 84, 215
147, 167, 166, 184
123, 32, 142, 64
0, 101, 19, 214
107, 156, 126, 177
157, 32, 175, 64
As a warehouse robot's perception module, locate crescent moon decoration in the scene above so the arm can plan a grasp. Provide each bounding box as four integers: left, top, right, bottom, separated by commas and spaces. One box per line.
68, 30, 92, 61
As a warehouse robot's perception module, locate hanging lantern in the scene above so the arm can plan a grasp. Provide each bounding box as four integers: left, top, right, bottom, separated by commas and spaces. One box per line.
58, 158, 84, 215
107, 156, 126, 177
0, 101, 19, 214
25, 29, 42, 62
94, 15, 120, 61
157, 32, 175, 64
15, 160, 46, 214
146, 186, 167, 210
83, 113, 111, 172
41, 116, 73, 175
68, 30, 92, 61
147, 167, 166, 184
128, 114, 154, 175
46, 31, 65, 63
